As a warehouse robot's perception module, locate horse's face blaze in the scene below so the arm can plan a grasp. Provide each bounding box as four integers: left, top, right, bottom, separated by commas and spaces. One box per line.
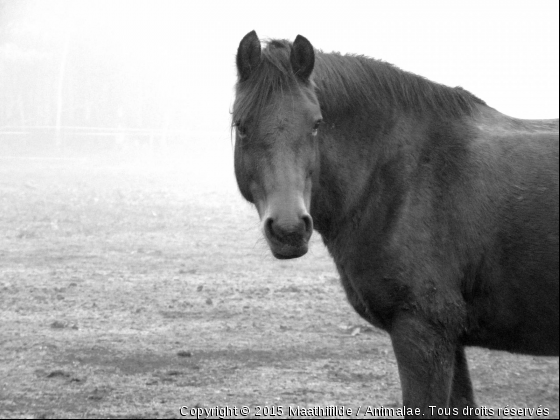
233, 33, 321, 259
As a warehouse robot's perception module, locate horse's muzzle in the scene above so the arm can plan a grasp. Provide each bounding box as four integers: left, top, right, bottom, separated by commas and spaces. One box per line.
263, 214, 313, 259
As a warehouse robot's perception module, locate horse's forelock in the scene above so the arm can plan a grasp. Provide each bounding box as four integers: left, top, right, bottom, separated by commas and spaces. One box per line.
233, 40, 303, 126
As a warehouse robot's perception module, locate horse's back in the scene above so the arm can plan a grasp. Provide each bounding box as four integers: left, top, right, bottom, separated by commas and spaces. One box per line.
466, 111, 559, 355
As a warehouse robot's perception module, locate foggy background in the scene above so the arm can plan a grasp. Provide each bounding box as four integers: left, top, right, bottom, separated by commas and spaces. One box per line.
0, 0, 558, 171
1, 3, 559, 416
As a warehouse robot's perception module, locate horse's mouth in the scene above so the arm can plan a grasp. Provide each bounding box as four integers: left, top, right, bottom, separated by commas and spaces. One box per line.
267, 239, 309, 259
270, 244, 308, 260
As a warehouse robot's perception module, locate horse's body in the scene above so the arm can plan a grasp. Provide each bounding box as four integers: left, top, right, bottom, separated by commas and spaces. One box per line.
233, 31, 559, 418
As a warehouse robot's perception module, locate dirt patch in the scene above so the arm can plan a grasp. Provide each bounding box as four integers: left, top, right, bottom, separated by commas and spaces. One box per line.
0, 156, 557, 418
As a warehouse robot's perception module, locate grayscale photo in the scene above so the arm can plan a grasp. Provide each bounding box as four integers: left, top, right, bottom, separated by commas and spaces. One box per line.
1, 1, 558, 418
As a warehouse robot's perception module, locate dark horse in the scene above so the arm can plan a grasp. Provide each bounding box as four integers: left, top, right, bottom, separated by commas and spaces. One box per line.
232, 31, 559, 418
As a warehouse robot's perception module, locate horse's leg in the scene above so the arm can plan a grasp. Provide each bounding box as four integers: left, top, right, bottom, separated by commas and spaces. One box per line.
390, 315, 457, 419
448, 346, 477, 419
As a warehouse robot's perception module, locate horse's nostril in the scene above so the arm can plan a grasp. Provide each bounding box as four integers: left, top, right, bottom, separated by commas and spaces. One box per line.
265, 217, 289, 244
264, 217, 277, 239
302, 214, 313, 235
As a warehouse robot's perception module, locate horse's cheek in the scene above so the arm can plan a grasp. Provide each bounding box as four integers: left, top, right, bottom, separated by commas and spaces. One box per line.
234, 149, 254, 203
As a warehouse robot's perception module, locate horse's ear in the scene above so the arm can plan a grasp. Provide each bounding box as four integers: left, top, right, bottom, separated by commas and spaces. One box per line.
236, 30, 261, 82
290, 35, 315, 81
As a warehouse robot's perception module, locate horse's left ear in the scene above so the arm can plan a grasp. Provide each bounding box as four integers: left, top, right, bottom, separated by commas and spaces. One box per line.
290, 35, 315, 81
237, 30, 261, 82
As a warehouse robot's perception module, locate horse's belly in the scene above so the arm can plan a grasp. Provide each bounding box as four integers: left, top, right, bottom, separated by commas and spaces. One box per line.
464, 270, 559, 356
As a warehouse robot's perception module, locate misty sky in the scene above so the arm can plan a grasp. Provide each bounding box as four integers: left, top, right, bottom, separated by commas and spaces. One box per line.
2, 0, 559, 140
150, 0, 559, 126
220, 0, 559, 123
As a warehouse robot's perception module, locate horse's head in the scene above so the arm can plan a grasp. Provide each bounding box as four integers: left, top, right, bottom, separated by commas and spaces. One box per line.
233, 31, 322, 259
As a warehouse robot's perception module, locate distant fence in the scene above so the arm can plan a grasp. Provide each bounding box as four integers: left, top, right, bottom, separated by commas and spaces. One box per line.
0, 125, 229, 156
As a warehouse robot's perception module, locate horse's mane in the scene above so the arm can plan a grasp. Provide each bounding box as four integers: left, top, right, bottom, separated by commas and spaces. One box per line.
232, 39, 485, 125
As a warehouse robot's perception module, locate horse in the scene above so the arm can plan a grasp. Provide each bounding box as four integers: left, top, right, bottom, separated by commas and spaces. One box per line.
232, 31, 559, 418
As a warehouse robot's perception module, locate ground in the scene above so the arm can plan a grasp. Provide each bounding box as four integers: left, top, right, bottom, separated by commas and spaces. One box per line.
0, 149, 558, 419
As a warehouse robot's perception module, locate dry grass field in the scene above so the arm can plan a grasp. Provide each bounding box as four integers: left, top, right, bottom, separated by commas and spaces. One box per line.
0, 147, 557, 419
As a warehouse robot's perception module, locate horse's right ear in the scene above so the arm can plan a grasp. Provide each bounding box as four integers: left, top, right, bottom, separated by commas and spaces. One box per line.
236, 30, 261, 82
290, 35, 315, 81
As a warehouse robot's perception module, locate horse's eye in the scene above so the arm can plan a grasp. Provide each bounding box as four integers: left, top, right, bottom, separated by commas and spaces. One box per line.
312, 119, 323, 136
236, 122, 248, 138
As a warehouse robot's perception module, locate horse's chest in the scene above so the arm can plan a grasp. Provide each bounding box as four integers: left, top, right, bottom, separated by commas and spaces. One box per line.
335, 260, 409, 331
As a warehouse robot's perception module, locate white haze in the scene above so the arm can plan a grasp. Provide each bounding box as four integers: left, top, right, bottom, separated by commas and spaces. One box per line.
0, 0, 558, 183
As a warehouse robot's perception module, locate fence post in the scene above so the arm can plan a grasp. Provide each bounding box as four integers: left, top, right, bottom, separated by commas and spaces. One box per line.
55, 35, 70, 151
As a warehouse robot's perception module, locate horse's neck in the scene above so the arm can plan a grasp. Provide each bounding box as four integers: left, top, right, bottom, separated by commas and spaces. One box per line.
312, 109, 460, 241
